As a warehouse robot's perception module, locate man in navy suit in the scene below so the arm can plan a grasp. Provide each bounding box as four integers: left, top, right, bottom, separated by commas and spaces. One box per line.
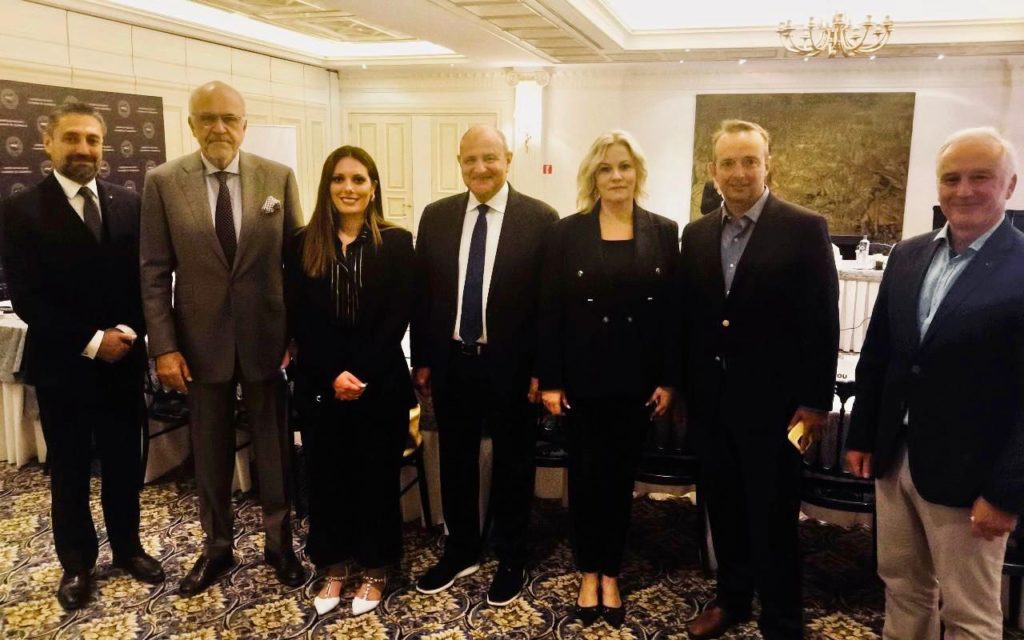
411, 126, 557, 606
0, 103, 164, 610
847, 127, 1023, 639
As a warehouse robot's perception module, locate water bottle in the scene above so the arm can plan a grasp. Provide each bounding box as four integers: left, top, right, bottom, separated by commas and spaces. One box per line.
856, 235, 870, 267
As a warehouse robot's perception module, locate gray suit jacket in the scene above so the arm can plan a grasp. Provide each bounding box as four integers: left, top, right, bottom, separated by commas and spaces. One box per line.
140, 150, 302, 383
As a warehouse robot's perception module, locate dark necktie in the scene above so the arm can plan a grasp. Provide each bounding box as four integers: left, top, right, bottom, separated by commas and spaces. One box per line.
78, 186, 102, 242
459, 203, 488, 344
214, 171, 237, 264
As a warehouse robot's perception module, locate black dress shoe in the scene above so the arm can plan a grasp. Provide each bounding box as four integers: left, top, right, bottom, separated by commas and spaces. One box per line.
266, 550, 307, 587
56, 571, 91, 611
179, 553, 236, 597
113, 552, 165, 584
687, 604, 752, 639
486, 563, 525, 606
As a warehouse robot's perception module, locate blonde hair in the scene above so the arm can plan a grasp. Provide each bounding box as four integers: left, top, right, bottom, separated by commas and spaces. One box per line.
575, 130, 648, 212
710, 119, 771, 162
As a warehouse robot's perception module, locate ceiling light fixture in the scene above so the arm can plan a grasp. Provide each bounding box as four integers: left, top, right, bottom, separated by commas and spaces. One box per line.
778, 13, 893, 58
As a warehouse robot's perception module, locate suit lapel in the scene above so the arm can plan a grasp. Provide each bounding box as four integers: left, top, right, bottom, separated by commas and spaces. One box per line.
920, 221, 1013, 348
632, 204, 658, 276
443, 192, 470, 319
95, 180, 122, 238
176, 152, 229, 268
726, 195, 777, 297
695, 207, 726, 301
236, 151, 264, 270
487, 187, 519, 303
892, 233, 940, 349
39, 174, 97, 245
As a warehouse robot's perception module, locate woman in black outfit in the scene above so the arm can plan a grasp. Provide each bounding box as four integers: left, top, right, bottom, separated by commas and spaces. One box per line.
285, 145, 416, 617
538, 130, 680, 628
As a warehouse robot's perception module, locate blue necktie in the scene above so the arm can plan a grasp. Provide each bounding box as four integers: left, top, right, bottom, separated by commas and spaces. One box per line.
460, 204, 488, 344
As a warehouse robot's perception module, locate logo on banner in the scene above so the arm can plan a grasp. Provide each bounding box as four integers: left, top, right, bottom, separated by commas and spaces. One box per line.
5, 136, 23, 157
142, 122, 156, 139
98, 160, 111, 179
10, 183, 26, 196
40, 160, 52, 176
36, 115, 50, 133
123, 180, 136, 192
145, 160, 157, 172
117, 100, 131, 118
120, 140, 134, 158
1, 88, 18, 110
63, 95, 79, 105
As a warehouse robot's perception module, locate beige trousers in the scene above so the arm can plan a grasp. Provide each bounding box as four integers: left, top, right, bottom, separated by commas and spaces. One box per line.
876, 447, 1008, 640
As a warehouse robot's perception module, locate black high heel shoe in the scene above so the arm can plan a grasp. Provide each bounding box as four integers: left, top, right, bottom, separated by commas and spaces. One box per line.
601, 603, 626, 628
574, 601, 601, 626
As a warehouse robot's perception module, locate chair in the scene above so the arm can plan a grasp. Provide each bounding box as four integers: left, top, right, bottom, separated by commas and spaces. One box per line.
801, 381, 876, 564
1005, 529, 1024, 629
401, 406, 433, 528
635, 417, 711, 576
140, 365, 190, 484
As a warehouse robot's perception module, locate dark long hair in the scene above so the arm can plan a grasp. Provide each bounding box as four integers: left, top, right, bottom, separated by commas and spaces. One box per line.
302, 145, 392, 277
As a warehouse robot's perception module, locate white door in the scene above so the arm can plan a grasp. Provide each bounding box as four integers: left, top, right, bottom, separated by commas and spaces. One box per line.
348, 114, 415, 229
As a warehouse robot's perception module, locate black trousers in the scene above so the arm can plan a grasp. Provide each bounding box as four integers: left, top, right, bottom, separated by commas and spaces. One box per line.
431, 348, 536, 567
567, 397, 649, 577
36, 383, 145, 574
701, 423, 804, 640
304, 395, 407, 570
187, 371, 292, 557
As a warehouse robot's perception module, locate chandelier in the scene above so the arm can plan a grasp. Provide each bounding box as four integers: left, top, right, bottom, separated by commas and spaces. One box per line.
778, 13, 894, 58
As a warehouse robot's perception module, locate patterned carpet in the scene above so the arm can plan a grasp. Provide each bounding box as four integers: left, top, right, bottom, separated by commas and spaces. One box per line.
0, 461, 1021, 639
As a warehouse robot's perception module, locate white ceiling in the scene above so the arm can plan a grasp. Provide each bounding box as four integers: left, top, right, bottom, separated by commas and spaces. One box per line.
47, 0, 1024, 68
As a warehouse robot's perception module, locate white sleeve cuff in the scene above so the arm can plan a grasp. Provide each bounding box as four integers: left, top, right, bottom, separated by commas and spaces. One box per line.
83, 330, 104, 359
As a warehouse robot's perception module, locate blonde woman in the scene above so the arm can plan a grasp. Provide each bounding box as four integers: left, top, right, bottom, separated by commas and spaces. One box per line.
537, 131, 680, 628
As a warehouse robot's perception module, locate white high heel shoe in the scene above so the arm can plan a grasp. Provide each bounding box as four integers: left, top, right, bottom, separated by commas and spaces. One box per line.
351, 574, 387, 616
313, 575, 346, 615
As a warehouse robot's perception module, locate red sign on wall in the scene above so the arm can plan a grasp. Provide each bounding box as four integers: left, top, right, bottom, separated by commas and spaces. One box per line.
542, 164, 553, 174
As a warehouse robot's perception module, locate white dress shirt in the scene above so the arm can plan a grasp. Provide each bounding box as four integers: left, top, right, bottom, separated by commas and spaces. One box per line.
453, 181, 509, 343
52, 171, 136, 358
200, 152, 242, 238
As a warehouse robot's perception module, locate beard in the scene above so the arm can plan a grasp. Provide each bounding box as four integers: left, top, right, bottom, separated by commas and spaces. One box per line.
59, 156, 99, 183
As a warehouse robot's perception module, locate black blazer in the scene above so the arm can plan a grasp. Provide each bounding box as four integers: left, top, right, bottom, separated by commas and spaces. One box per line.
847, 220, 1024, 513
0, 174, 146, 389
679, 193, 839, 441
285, 226, 416, 412
537, 203, 680, 399
410, 185, 558, 392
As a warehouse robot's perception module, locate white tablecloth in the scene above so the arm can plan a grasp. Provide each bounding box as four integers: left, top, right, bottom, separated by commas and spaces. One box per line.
0, 313, 46, 466
837, 262, 883, 353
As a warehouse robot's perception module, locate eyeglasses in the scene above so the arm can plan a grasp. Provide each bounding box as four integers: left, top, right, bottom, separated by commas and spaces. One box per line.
194, 113, 244, 128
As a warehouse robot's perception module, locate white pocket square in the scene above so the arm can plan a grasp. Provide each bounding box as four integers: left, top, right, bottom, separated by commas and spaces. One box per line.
261, 196, 281, 215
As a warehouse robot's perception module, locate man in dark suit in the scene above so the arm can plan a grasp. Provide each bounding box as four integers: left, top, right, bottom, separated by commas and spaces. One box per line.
679, 119, 839, 639
0, 102, 164, 610
140, 81, 305, 595
411, 125, 558, 606
847, 128, 1023, 640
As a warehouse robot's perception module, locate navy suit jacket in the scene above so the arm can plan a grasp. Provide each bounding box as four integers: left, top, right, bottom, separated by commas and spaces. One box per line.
0, 173, 146, 389
410, 185, 558, 392
847, 219, 1024, 514
679, 193, 839, 447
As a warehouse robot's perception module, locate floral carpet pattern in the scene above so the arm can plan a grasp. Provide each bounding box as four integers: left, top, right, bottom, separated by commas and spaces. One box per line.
1, 462, 1021, 639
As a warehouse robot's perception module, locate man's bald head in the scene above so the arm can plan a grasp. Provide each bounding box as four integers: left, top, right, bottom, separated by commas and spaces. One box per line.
188, 81, 247, 170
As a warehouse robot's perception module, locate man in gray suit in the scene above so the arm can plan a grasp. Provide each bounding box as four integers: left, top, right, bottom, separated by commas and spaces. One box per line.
140, 81, 305, 595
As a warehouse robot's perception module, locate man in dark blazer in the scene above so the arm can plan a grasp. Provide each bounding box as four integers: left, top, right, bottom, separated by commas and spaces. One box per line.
411, 125, 558, 606
847, 128, 1023, 640
140, 81, 305, 595
679, 120, 839, 639
0, 103, 164, 610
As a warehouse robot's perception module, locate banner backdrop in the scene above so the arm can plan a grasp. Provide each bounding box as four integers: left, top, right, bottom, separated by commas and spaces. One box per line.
0, 79, 166, 200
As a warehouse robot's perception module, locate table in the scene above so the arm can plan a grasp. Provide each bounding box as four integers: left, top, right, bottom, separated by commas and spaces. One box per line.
837, 261, 883, 353
0, 312, 46, 466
